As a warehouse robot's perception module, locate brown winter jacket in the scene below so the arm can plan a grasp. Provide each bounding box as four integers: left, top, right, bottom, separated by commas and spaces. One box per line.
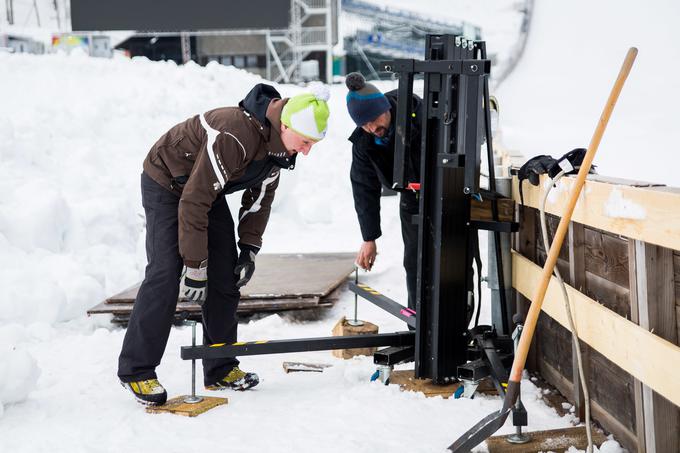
142, 84, 294, 268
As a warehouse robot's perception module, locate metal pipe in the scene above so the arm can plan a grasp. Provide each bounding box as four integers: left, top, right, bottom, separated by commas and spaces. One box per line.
347, 267, 364, 326
184, 321, 203, 404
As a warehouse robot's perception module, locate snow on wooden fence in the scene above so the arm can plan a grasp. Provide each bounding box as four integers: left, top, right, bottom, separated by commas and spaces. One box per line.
511, 174, 680, 453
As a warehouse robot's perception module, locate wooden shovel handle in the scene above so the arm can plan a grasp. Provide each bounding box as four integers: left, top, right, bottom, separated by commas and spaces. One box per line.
509, 47, 638, 383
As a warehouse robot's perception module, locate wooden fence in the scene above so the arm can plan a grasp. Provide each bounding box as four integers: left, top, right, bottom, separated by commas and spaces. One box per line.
511, 174, 680, 453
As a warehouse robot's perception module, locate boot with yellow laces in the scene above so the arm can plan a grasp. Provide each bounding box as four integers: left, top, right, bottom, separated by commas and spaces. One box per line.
205, 366, 259, 391
121, 379, 168, 406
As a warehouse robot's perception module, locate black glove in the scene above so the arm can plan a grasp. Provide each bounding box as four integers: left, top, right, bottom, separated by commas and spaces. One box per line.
234, 244, 258, 288
548, 148, 596, 178
518, 155, 557, 187
517, 155, 557, 205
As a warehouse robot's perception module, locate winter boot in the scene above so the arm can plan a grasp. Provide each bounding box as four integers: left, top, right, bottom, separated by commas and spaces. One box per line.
205, 366, 260, 391
121, 378, 168, 406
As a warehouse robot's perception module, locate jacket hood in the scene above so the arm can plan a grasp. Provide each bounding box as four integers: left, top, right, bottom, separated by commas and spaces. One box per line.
239, 84, 293, 168
239, 83, 282, 126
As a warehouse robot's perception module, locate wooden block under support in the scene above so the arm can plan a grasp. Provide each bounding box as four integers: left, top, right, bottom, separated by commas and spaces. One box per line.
388, 370, 497, 399
485, 426, 608, 453
331, 317, 379, 359
145, 395, 228, 417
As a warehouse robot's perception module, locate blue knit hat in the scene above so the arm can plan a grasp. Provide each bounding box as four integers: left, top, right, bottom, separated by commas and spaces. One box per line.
345, 72, 391, 127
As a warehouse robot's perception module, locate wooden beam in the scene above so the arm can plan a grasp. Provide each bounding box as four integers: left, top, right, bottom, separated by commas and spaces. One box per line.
470, 197, 514, 222
628, 240, 647, 453
568, 222, 588, 421
634, 241, 680, 453
486, 426, 607, 453
512, 251, 680, 408
512, 175, 680, 251
539, 360, 638, 452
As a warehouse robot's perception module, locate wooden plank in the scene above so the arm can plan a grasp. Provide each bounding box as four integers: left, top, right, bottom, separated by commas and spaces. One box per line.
536, 251, 571, 283
517, 205, 536, 262
516, 292, 538, 371
470, 197, 514, 222
512, 175, 680, 251
536, 312, 573, 380
569, 222, 588, 420
635, 242, 680, 453
628, 239, 647, 452
540, 361, 638, 453
677, 305, 680, 349
87, 296, 325, 316
485, 426, 608, 453
535, 212, 570, 262
512, 251, 680, 408
105, 253, 356, 303
587, 346, 636, 432
146, 395, 227, 417
584, 227, 630, 289
584, 271, 631, 318
388, 370, 496, 399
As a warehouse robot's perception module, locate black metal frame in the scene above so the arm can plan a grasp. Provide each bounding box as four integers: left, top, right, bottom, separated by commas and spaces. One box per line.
179, 35, 515, 390
181, 331, 415, 360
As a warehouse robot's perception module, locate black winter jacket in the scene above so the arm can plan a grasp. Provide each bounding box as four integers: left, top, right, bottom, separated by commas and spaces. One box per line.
348, 90, 423, 241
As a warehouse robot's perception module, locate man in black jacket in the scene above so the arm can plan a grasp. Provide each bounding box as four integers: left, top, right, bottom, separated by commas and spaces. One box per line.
345, 72, 422, 315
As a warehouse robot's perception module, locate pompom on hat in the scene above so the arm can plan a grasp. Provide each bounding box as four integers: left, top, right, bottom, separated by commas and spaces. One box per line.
281, 83, 330, 141
345, 72, 391, 127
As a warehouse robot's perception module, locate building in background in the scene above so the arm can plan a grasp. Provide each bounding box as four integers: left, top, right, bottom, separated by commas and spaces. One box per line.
0, 33, 44, 54
72, 0, 338, 83
341, 0, 481, 79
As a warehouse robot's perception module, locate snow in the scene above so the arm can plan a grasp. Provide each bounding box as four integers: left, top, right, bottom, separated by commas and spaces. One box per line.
1, 0, 666, 451
604, 188, 647, 220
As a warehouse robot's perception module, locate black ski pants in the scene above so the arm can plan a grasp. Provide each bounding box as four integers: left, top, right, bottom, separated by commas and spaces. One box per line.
399, 191, 419, 317
118, 172, 240, 386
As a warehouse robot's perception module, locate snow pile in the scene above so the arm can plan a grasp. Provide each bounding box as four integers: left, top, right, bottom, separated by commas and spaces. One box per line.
0, 52, 361, 328
0, 349, 40, 416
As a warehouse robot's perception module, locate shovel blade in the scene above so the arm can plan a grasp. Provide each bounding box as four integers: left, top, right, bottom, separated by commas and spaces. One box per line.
447, 407, 511, 452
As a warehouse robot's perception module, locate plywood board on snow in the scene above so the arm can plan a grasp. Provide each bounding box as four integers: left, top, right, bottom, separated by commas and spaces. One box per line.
146, 395, 227, 417
485, 426, 607, 453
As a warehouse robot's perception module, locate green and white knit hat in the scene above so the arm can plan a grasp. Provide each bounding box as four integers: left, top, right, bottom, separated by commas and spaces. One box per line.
281, 84, 330, 141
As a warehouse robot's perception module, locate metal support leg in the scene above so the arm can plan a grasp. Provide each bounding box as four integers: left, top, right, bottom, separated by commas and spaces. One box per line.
461, 379, 481, 398
376, 365, 392, 385
184, 321, 203, 404
507, 323, 530, 444
347, 267, 364, 327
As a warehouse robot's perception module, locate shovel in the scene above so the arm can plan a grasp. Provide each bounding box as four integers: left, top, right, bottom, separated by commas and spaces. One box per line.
447, 46, 638, 452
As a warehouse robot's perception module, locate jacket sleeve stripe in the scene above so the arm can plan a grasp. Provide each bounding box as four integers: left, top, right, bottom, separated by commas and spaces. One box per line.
199, 113, 227, 189
239, 172, 279, 221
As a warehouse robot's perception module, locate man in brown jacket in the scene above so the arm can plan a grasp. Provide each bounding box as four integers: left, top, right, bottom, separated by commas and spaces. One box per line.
118, 83, 330, 406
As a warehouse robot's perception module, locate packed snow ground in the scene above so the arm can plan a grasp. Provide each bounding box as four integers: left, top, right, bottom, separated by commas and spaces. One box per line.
4, 0, 669, 450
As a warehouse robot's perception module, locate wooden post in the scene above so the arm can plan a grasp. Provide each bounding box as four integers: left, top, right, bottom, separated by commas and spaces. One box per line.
517, 205, 538, 370
568, 222, 588, 420
634, 240, 680, 453
628, 240, 647, 453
